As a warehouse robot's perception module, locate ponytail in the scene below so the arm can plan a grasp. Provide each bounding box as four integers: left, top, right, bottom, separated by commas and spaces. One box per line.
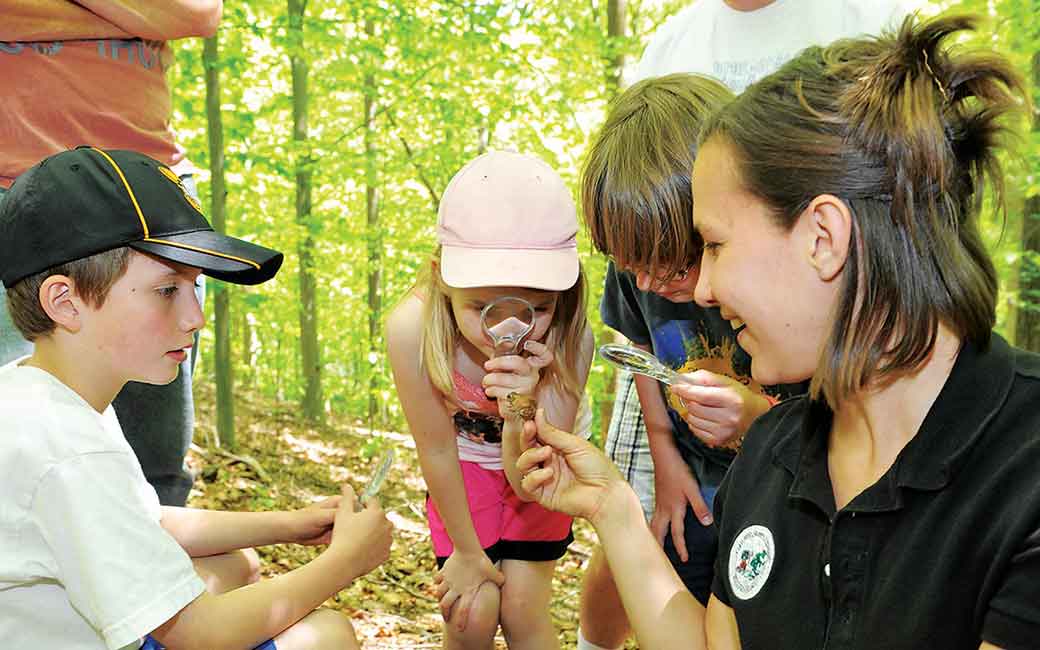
700, 12, 1028, 407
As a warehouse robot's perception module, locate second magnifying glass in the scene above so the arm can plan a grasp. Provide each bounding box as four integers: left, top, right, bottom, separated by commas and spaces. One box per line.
481, 296, 535, 357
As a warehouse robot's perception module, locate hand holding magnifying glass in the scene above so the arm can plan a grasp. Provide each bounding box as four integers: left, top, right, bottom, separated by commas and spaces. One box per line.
480, 296, 539, 420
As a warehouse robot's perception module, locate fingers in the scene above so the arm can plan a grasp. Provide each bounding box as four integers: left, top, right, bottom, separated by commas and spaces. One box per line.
521, 418, 539, 447
670, 512, 689, 563
688, 487, 713, 527
650, 512, 669, 547
520, 465, 554, 493
522, 339, 553, 368
318, 495, 342, 510
517, 441, 552, 474
671, 381, 732, 410
489, 565, 506, 587
339, 484, 361, 513
439, 587, 461, 625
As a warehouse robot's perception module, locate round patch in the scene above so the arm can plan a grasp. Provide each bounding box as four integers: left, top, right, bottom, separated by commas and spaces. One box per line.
728, 524, 775, 600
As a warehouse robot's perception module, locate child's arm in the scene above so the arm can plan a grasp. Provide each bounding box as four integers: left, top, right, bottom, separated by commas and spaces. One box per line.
490, 325, 595, 501
386, 296, 504, 629
150, 486, 393, 649
636, 366, 712, 561
161, 495, 341, 557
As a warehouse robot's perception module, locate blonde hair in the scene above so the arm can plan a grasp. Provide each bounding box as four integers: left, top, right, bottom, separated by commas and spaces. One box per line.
416, 247, 588, 403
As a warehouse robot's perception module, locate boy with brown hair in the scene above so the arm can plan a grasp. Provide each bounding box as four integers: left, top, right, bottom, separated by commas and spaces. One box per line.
0, 147, 393, 650
577, 73, 803, 650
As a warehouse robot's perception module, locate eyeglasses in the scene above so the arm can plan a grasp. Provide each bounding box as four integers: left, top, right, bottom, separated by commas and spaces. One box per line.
608, 257, 694, 284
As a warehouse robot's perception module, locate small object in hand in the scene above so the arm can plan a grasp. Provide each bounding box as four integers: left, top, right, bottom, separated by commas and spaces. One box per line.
356, 449, 395, 510
505, 392, 538, 420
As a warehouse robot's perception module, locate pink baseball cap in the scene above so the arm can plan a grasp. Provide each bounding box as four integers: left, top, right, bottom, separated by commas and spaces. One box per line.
438, 151, 579, 291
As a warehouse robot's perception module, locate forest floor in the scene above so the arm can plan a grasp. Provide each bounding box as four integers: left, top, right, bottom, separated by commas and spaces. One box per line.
188, 378, 633, 649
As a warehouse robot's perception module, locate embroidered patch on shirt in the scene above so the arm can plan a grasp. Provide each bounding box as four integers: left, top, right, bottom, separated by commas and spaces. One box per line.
728, 524, 775, 600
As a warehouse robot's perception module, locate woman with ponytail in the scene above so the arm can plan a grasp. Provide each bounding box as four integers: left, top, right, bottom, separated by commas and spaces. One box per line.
516, 12, 1037, 650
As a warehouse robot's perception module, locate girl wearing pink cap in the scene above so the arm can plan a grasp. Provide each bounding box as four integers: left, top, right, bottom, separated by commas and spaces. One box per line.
387, 151, 594, 650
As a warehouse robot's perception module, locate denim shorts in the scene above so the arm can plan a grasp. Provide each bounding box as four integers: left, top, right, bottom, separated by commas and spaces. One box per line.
141, 635, 276, 650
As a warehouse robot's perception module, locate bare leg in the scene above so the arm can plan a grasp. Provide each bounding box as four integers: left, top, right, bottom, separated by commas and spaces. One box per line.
273, 609, 360, 650
578, 546, 629, 648
192, 548, 261, 594
443, 579, 500, 650
499, 559, 559, 650
194, 551, 360, 650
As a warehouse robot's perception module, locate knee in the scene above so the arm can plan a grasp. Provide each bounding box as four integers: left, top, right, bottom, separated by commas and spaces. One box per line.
230, 548, 262, 587
289, 609, 359, 650
499, 583, 550, 636
446, 581, 500, 644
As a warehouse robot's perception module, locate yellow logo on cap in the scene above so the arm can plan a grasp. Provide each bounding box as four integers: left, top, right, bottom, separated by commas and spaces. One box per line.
157, 165, 204, 215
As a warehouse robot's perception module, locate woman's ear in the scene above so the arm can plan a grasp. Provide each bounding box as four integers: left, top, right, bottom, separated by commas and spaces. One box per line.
38, 275, 82, 333
804, 194, 852, 282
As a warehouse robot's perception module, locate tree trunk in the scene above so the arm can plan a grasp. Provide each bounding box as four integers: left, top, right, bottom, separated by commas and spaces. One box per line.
599, 0, 627, 438
605, 0, 627, 96
364, 17, 383, 428
289, 0, 323, 421
1015, 50, 1040, 352
203, 34, 235, 449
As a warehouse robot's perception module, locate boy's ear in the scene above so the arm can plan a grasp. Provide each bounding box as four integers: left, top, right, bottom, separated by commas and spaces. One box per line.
804, 194, 851, 282
38, 276, 83, 333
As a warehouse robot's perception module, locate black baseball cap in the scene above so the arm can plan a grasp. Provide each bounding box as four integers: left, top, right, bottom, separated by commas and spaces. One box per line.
0, 146, 283, 288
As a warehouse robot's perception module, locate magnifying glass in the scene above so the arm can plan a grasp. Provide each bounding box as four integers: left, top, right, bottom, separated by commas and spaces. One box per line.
598, 343, 691, 386
481, 296, 535, 357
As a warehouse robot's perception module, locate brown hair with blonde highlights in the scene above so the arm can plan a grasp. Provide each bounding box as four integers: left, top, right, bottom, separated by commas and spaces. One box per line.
6, 247, 132, 342
699, 13, 1028, 406
582, 73, 733, 282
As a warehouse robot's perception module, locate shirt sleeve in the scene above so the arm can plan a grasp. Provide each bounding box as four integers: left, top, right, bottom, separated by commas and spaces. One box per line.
600, 263, 652, 346
982, 523, 1040, 650
32, 452, 205, 650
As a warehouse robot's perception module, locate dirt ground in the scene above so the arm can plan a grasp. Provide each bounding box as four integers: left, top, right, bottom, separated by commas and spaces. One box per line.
188, 379, 618, 649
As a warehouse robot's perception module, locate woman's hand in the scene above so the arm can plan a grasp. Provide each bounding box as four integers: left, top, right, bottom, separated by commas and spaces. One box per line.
670, 370, 771, 448
433, 550, 505, 631
483, 340, 553, 420
517, 409, 625, 523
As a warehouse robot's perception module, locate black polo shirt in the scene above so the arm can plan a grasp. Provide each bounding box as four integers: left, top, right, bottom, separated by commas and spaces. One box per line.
711, 334, 1040, 649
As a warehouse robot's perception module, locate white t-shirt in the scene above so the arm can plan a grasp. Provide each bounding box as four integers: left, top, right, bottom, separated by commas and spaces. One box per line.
0, 360, 205, 650
633, 0, 913, 90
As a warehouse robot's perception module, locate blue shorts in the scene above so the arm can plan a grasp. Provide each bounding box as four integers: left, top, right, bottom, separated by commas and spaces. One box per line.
141, 635, 276, 650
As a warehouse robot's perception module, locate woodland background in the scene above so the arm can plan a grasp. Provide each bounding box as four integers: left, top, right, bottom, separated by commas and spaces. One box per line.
172, 0, 1038, 646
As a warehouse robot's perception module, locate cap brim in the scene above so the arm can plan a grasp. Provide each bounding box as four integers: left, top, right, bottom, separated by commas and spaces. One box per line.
131, 230, 283, 285
440, 245, 579, 291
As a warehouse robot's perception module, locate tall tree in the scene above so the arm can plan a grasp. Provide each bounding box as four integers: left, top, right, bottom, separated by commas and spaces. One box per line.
364, 15, 383, 426
1014, 49, 1040, 352
203, 33, 235, 448
289, 0, 323, 421
597, 0, 628, 437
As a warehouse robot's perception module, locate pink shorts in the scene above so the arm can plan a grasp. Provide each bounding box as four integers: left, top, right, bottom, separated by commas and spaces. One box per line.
427, 460, 573, 566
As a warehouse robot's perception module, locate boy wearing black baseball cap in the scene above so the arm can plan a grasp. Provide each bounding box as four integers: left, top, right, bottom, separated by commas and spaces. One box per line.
0, 148, 393, 650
